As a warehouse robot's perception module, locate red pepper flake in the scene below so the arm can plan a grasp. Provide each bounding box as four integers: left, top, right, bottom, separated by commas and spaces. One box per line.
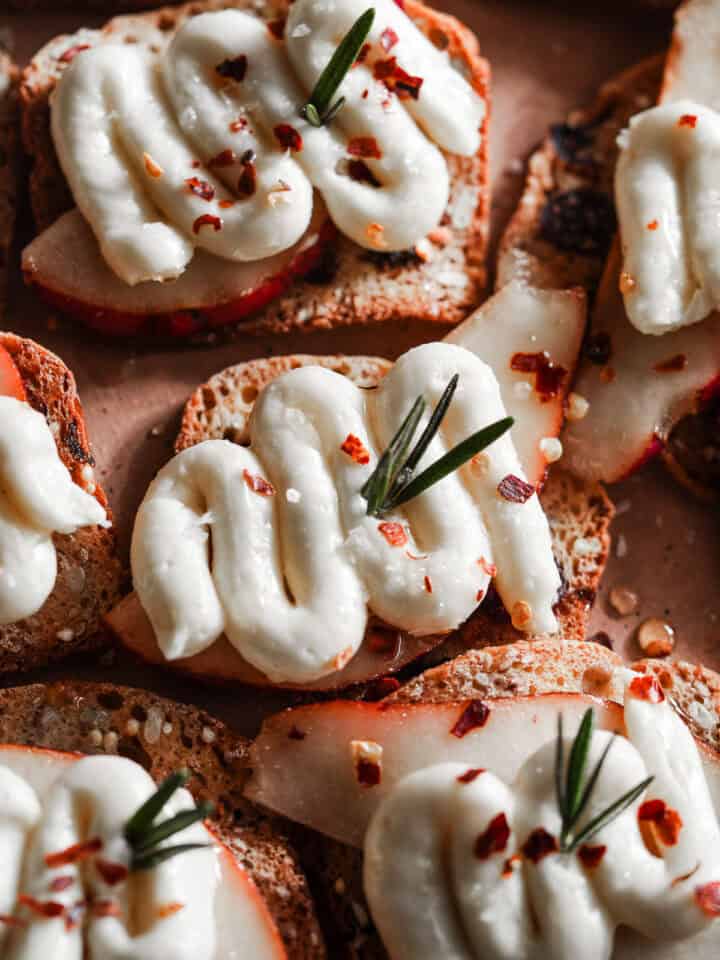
0, 914, 26, 927
288, 725, 306, 741
476, 588, 485, 602
497, 474, 535, 504
474, 813, 511, 859
672, 863, 700, 886
347, 159, 381, 187
157, 901, 185, 919
378, 521, 407, 547
341, 433, 370, 464
373, 57, 423, 99
274, 124, 303, 152
348, 136, 382, 159
356, 759, 381, 786
457, 767, 485, 784
144, 153, 164, 179
510, 351, 568, 402
695, 882, 720, 917
368, 625, 401, 658
577, 844, 607, 869
647, 219, 659, 231
243, 468, 276, 497
219, 199, 236, 209
362, 89, 369, 99
654, 353, 687, 373
423, 575, 433, 594
193, 214, 222, 235
451, 700, 491, 738
45, 837, 103, 868
237, 159, 257, 198
678, 113, 698, 129
638, 799, 683, 845
267, 18, 286, 39
216, 55, 248, 82
405, 550, 428, 560
477, 556, 497, 577
95, 859, 129, 886
50, 876, 74, 893
380, 27, 399, 51
59, 44, 90, 63
229, 117, 248, 133
356, 42, 372, 64
521, 827, 559, 863
91, 900, 121, 918
208, 149, 237, 169
628, 673, 665, 703
185, 177, 215, 202
18, 895, 65, 918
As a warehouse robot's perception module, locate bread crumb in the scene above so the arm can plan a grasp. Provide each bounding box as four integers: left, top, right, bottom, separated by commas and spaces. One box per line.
89, 729, 103, 747
616, 534, 628, 558
103, 731, 118, 753
144, 706, 164, 744
539, 437, 563, 463
56, 628, 74, 643
126, 718, 140, 736
609, 585, 638, 617
201, 726, 216, 744
637, 618, 675, 658
566, 392, 589, 421
511, 601, 532, 630
573, 536, 601, 557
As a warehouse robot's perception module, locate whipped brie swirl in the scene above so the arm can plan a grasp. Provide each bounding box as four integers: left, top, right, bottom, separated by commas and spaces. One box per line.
131, 342, 559, 684
364, 673, 720, 960
616, 99, 720, 334
0, 397, 108, 625
50, 0, 485, 286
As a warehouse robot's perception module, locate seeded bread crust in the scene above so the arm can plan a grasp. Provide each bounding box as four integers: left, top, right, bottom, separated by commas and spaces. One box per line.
0, 333, 123, 673
0, 680, 325, 958
19, 0, 490, 337
0, 51, 20, 319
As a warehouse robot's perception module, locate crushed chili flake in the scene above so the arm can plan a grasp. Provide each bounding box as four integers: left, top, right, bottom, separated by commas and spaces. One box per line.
474, 813, 511, 859
497, 474, 535, 504
50, 876, 74, 893
95, 859, 129, 886
243, 468, 276, 497
157, 901, 185, 919
348, 159, 381, 187
216, 55, 248, 82
373, 57, 424, 99
208, 149, 236, 168
654, 353, 687, 373
229, 117, 248, 133
356, 759, 381, 786
380, 27, 399, 51
191, 159, 201, 169
143, 153, 164, 178
185, 177, 215, 201
510, 351, 567, 402
695, 882, 720, 917
476, 588, 485, 602
237, 159, 257, 198
457, 767, 485, 784
219, 199, 236, 209
672, 863, 700, 886
59, 44, 90, 63
274, 124, 303, 152
451, 700, 491, 738
378, 522, 407, 547
341, 433, 370, 464
45, 837, 103, 868
356, 42, 372, 64
577, 844, 607, 869
638, 799, 683, 845
647, 219, 659, 231
678, 113, 698, 129
628, 673, 665, 703
193, 214, 222, 235
352, 740, 383, 787
521, 827, 559, 863
0, 914, 26, 928
348, 136, 382, 159
405, 550, 429, 560
477, 556, 497, 577
267, 18, 286, 39
18, 895, 65, 918
423, 575, 433, 594
91, 900, 121, 918
288, 725, 306, 741
502, 854, 522, 878
362, 89, 369, 99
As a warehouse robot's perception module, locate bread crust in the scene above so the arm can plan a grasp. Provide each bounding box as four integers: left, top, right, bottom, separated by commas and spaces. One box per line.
0, 333, 123, 673
0, 680, 325, 958
19, 0, 490, 337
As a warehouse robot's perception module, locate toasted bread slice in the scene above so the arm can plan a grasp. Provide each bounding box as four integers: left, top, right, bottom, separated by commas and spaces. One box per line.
19, 0, 490, 338
0, 49, 20, 319
285, 639, 720, 958
0, 680, 324, 958
106, 351, 613, 692
0, 332, 123, 672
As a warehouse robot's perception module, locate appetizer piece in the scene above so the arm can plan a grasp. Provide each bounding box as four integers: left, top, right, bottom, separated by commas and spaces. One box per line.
0, 332, 122, 672
20, 0, 489, 338
107, 283, 612, 691
0, 680, 324, 957
248, 640, 720, 959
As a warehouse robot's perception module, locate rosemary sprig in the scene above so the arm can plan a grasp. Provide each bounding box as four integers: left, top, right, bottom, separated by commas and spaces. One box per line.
361, 374, 514, 517
124, 769, 214, 872
301, 8, 376, 127
556, 708, 654, 853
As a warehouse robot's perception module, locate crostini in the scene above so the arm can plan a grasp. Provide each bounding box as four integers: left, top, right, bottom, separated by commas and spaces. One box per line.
106, 283, 614, 691
248, 639, 720, 959
0, 332, 122, 672
0, 680, 324, 957
19, 0, 490, 339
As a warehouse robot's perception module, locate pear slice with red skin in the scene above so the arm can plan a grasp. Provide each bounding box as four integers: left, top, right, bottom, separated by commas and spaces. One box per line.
0, 346, 26, 401
563, 244, 720, 483
0, 744, 287, 959
106, 283, 586, 690
22, 206, 334, 338
446, 281, 586, 485
246, 694, 626, 847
